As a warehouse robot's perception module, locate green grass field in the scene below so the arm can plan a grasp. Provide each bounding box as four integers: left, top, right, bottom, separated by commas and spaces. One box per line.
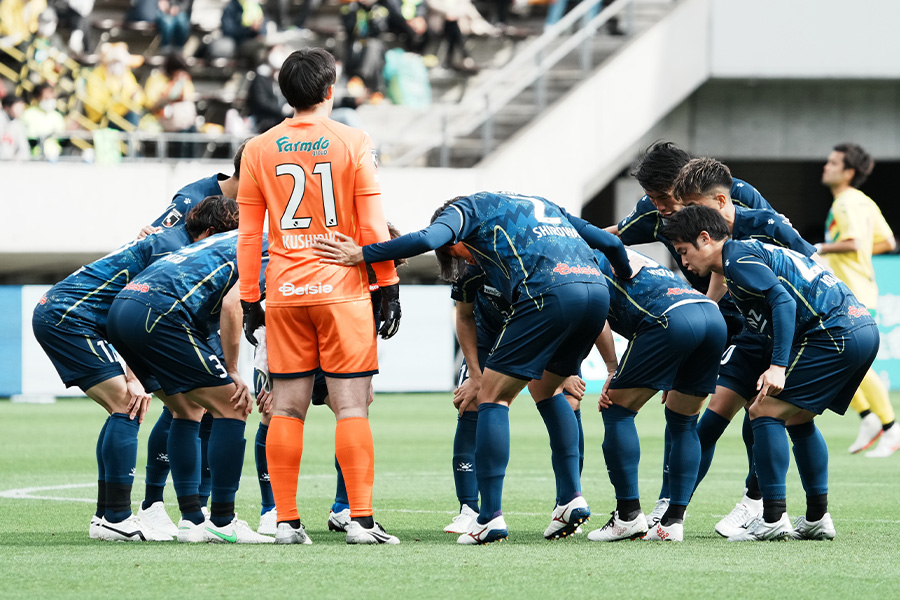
1, 393, 899, 599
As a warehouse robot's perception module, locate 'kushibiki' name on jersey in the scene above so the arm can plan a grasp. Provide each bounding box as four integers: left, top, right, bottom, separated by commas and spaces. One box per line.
533, 224, 581, 239
278, 282, 334, 297
282, 231, 337, 250
276, 136, 330, 156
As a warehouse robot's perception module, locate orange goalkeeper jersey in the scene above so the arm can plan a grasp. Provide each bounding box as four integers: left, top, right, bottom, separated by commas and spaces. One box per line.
237, 114, 398, 306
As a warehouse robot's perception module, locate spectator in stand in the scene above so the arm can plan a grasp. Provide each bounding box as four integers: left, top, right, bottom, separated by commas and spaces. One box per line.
82, 42, 145, 130
0, 94, 30, 160
21, 81, 66, 158
0, 0, 46, 47
144, 53, 198, 156
215, 0, 268, 64
340, 0, 417, 94
246, 44, 291, 133
157, 0, 192, 53
55, 0, 94, 54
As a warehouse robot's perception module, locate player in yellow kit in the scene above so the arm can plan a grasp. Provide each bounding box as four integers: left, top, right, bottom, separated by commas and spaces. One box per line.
818, 143, 898, 457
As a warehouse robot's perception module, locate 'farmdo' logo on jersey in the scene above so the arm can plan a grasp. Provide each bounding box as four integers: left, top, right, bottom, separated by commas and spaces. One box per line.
553, 263, 602, 276
124, 282, 150, 293
278, 282, 334, 296
276, 136, 330, 156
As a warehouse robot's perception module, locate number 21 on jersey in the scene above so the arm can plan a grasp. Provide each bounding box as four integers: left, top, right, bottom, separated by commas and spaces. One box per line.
277, 162, 337, 230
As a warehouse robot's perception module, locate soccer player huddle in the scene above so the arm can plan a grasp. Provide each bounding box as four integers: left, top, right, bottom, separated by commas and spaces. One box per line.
33, 47, 897, 546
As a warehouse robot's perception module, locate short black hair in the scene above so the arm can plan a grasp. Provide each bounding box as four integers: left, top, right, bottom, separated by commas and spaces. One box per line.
278, 48, 336, 112
661, 205, 731, 247
163, 53, 190, 78
2, 94, 23, 109
672, 157, 733, 201
431, 197, 468, 281
631, 141, 692, 193
233, 138, 249, 178
834, 142, 874, 188
185, 195, 240, 239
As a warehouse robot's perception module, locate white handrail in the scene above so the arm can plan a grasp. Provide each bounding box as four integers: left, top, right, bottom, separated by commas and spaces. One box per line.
389, 0, 640, 166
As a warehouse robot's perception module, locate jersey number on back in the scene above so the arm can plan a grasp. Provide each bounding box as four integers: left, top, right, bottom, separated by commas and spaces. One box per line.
276, 163, 337, 230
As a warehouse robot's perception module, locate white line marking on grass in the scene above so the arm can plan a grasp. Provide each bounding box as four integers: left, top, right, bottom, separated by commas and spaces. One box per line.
0, 483, 96, 503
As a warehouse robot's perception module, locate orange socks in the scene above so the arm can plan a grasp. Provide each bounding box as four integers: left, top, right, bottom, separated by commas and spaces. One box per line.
335, 417, 375, 518
266, 415, 304, 522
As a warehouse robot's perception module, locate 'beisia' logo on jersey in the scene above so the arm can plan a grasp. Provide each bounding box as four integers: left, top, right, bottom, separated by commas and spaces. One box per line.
848, 306, 868, 318
278, 282, 334, 296
553, 263, 602, 277
276, 136, 330, 156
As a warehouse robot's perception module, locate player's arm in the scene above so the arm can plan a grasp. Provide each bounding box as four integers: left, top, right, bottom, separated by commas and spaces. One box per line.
453, 300, 482, 413
565, 213, 633, 278
221, 285, 252, 415
594, 323, 618, 410
706, 272, 728, 302
729, 254, 796, 402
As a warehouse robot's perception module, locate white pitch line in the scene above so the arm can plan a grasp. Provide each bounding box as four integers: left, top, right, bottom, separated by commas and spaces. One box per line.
0, 483, 96, 503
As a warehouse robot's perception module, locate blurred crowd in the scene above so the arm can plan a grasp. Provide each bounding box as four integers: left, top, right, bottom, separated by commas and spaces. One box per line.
0, 0, 615, 160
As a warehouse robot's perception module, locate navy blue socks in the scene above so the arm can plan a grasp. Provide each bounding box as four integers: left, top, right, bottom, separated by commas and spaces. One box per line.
475, 403, 510, 524
694, 409, 731, 491
664, 407, 700, 510
142, 405, 173, 509
102, 413, 139, 523
452, 410, 479, 512
168, 418, 203, 524
255, 423, 275, 513
208, 418, 246, 527
536, 394, 581, 505
601, 403, 640, 502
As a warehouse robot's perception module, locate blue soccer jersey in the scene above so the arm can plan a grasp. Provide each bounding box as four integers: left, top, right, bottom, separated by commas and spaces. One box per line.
732, 207, 815, 256
34, 227, 192, 334
617, 178, 772, 290
117, 230, 269, 337
450, 263, 512, 348
432, 192, 624, 304
722, 239, 873, 365
595, 249, 714, 339
151, 173, 226, 230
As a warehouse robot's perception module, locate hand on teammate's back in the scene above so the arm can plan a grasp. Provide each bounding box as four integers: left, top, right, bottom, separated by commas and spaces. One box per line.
378, 283, 401, 339
241, 300, 265, 345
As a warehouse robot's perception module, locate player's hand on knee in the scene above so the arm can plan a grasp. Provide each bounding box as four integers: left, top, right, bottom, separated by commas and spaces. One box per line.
230, 372, 253, 416
241, 300, 265, 345
378, 283, 401, 339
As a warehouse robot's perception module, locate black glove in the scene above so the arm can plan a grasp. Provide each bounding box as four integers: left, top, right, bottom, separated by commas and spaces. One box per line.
241, 300, 265, 346
378, 283, 401, 339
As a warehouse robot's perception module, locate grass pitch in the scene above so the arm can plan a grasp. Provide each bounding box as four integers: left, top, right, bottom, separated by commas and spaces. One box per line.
1, 393, 899, 599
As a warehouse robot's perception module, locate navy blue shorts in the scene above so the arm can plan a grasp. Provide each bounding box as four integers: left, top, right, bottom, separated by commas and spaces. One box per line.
609, 301, 727, 396
485, 282, 609, 381
32, 316, 124, 392
778, 323, 879, 415
106, 298, 233, 396
717, 328, 773, 401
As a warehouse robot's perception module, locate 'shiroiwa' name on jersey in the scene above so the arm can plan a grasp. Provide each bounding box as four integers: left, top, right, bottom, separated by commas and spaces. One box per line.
117, 230, 269, 337
723, 239, 871, 340
434, 192, 604, 305
276, 135, 330, 156
595, 249, 712, 338
34, 227, 192, 334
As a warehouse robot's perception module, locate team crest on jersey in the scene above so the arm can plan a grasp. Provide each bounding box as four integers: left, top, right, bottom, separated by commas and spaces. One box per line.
162, 209, 183, 228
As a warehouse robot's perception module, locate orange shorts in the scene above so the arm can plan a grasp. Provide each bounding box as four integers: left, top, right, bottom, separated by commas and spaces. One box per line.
266, 300, 378, 377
